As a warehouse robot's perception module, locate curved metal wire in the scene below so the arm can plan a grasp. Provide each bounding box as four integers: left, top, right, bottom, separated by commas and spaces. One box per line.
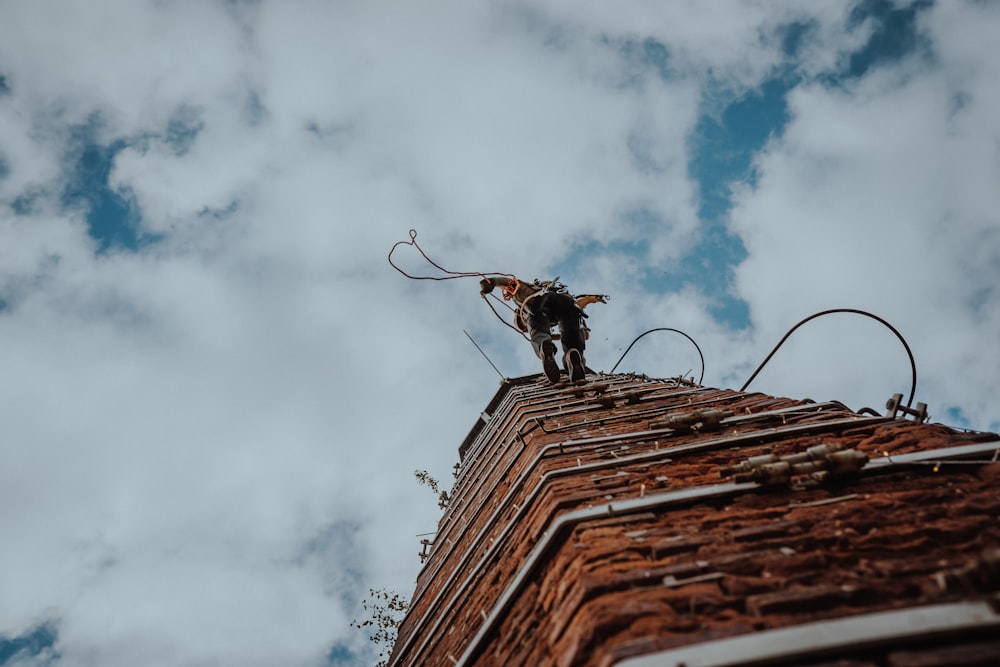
610, 328, 706, 385
739, 308, 917, 408
387, 228, 515, 282
387, 229, 526, 337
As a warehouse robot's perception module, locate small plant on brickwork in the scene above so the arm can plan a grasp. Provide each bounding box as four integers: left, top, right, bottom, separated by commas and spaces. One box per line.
414, 469, 450, 509
351, 587, 409, 667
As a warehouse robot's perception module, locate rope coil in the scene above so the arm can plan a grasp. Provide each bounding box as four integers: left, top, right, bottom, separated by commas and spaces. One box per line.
388, 229, 527, 337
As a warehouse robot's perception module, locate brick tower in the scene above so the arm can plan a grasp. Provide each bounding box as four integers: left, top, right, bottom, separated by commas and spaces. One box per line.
388, 372, 1000, 666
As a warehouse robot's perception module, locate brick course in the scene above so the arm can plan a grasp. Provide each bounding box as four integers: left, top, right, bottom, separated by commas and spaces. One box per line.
389, 374, 1000, 667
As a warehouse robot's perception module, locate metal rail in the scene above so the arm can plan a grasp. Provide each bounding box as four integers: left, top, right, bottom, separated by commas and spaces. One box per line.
414, 376, 654, 601
408, 392, 850, 636
454, 482, 761, 666
437, 379, 704, 560
530, 399, 844, 436
617, 600, 1000, 667
452, 439, 1000, 666
518, 386, 730, 436
438, 377, 651, 549
392, 413, 893, 665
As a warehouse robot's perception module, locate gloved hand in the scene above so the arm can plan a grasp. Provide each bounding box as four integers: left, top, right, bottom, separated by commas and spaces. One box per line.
479, 278, 494, 295
575, 294, 609, 308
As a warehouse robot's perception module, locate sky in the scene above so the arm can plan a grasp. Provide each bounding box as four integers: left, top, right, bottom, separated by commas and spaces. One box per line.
1, 0, 999, 665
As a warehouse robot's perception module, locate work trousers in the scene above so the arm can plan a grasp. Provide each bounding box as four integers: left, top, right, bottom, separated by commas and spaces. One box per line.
525, 293, 586, 365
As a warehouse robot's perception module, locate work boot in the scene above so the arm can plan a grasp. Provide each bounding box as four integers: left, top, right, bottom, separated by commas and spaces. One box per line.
566, 348, 585, 382
541, 341, 561, 384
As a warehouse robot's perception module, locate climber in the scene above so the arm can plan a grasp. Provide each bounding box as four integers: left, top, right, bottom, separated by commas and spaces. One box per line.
479, 276, 607, 383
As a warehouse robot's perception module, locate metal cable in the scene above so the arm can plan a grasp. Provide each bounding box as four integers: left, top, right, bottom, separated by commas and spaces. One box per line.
387, 228, 514, 282
610, 327, 706, 384
387, 228, 527, 337
739, 308, 918, 408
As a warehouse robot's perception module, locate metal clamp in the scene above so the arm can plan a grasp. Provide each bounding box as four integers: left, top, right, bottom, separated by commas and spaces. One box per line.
419, 538, 434, 563
885, 393, 928, 423
649, 407, 734, 433
720, 443, 869, 485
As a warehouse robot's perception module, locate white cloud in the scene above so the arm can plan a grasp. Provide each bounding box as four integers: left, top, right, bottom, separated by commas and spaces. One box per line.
729, 0, 1000, 427
0, 0, 246, 135
1, 1, 998, 666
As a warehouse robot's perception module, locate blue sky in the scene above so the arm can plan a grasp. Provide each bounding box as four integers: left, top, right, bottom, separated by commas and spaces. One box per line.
1, 2, 999, 666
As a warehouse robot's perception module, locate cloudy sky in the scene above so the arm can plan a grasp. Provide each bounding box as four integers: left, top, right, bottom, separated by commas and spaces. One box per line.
1, 0, 998, 665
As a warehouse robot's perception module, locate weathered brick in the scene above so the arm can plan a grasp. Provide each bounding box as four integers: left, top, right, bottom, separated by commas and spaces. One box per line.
390, 375, 1000, 667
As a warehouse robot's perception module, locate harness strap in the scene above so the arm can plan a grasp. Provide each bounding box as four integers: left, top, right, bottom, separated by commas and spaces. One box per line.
501, 277, 520, 301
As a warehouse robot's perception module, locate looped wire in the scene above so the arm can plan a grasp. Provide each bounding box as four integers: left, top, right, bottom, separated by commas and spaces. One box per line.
388, 228, 527, 338
387, 228, 515, 282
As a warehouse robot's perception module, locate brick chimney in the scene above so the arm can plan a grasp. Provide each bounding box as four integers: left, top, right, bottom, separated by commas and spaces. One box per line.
389, 373, 1000, 666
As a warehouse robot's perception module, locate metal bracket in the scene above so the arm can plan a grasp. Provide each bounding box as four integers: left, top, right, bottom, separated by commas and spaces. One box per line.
419, 538, 434, 564
720, 443, 869, 485
617, 599, 1000, 667
649, 408, 734, 433
885, 393, 928, 423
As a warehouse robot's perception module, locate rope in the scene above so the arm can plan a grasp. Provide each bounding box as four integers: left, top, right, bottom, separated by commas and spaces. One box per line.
481, 293, 529, 339
388, 229, 527, 338
387, 229, 515, 282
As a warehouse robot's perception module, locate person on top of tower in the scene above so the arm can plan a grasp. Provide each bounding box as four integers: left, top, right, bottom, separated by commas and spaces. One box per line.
479, 276, 607, 384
